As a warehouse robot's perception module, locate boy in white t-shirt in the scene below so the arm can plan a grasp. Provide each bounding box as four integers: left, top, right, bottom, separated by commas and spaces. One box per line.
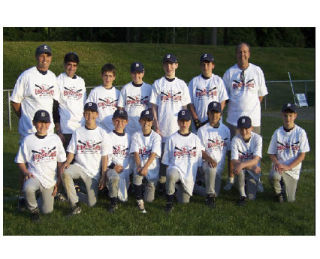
162, 109, 204, 213
268, 103, 310, 202
197, 101, 231, 208
130, 108, 162, 213
15, 110, 66, 221
61, 102, 111, 215
99, 109, 132, 213
150, 53, 191, 194
118, 62, 152, 136
86, 63, 119, 132
231, 116, 263, 206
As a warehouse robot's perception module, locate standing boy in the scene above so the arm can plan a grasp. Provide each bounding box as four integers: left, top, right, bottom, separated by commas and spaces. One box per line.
188, 53, 229, 131
197, 102, 231, 208
86, 63, 119, 132
118, 62, 152, 136
61, 102, 111, 215
267, 103, 310, 202
162, 109, 204, 212
15, 110, 66, 221
231, 116, 263, 206
149, 54, 191, 192
130, 108, 162, 213
100, 110, 132, 213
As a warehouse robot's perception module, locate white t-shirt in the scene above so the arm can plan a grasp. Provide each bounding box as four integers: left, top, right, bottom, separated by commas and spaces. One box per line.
10, 66, 59, 137
149, 77, 191, 142
15, 133, 66, 188
188, 74, 229, 123
117, 82, 152, 135
57, 73, 86, 134
197, 122, 231, 174
86, 86, 119, 132
231, 132, 262, 162
223, 63, 268, 127
130, 130, 162, 181
162, 131, 204, 196
267, 125, 310, 180
67, 126, 112, 180
108, 131, 132, 171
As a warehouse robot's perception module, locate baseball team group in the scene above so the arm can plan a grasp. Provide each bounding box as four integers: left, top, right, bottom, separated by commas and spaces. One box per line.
10, 42, 310, 221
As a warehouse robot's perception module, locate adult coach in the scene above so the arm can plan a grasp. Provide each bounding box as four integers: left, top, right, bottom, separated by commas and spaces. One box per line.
188, 53, 228, 132
223, 42, 268, 136
10, 44, 60, 140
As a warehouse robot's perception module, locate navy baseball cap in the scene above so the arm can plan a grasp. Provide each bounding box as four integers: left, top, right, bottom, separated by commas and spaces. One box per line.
200, 53, 214, 63
237, 116, 252, 128
140, 108, 154, 121
35, 44, 52, 56
178, 109, 192, 121
208, 101, 221, 113
33, 110, 50, 123
282, 103, 297, 113
163, 53, 178, 63
113, 109, 128, 120
130, 62, 144, 73
84, 102, 98, 112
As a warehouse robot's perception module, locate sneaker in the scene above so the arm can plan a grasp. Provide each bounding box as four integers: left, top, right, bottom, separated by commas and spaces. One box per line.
31, 208, 40, 222
18, 196, 26, 212
165, 202, 174, 213
75, 185, 81, 193
136, 199, 147, 214
71, 203, 81, 215
55, 192, 67, 202
277, 193, 284, 203
237, 196, 246, 206
108, 198, 118, 213
224, 182, 233, 191
205, 196, 216, 209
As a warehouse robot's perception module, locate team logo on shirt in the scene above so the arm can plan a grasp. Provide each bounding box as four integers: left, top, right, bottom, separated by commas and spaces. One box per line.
139, 147, 152, 158
196, 87, 217, 99
207, 137, 228, 149
34, 84, 55, 97
97, 98, 118, 109
126, 95, 149, 106
232, 79, 255, 89
77, 140, 102, 153
63, 86, 83, 100
113, 145, 129, 157
32, 146, 57, 163
277, 141, 300, 153
173, 146, 197, 158
160, 91, 182, 102
238, 150, 253, 160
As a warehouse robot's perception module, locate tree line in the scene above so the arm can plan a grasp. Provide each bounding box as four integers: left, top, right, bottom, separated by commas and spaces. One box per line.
3, 27, 315, 48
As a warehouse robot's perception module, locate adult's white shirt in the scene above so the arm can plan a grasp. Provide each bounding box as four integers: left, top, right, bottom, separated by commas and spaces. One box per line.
197, 122, 231, 174
86, 86, 119, 132
231, 132, 262, 162
10, 66, 59, 138
15, 133, 66, 188
130, 130, 162, 181
149, 77, 191, 142
188, 74, 229, 123
223, 63, 268, 127
118, 82, 152, 135
162, 131, 204, 196
57, 73, 86, 134
67, 126, 112, 181
267, 125, 310, 180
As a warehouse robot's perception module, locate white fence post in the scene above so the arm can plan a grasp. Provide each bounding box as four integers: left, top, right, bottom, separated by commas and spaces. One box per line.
7, 90, 12, 131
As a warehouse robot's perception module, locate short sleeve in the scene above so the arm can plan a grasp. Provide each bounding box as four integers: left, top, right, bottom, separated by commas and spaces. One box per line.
218, 79, 229, 102
299, 129, 310, 153
67, 131, 77, 154
52, 77, 60, 102
231, 137, 239, 160
129, 133, 140, 154
267, 131, 278, 155
188, 80, 194, 104
86, 88, 96, 103
253, 135, 262, 158
181, 82, 191, 106
161, 138, 171, 165
101, 131, 113, 156
149, 83, 158, 105
10, 73, 26, 103
257, 67, 268, 97
222, 71, 231, 96
151, 133, 162, 157
15, 141, 28, 164
56, 136, 67, 162
117, 87, 126, 108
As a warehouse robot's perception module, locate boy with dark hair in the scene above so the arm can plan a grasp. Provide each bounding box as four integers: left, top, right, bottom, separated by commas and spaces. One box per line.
268, 103, 310, 202
86, 63, 119, 132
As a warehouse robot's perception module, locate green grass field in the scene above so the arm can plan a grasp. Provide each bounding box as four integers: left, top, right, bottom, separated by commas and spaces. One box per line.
2, 42, 315, 235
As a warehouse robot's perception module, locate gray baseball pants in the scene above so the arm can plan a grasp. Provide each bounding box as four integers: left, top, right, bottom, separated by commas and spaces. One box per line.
235, 169, 259, 200
166, 167, 191, 203
62, 164, 99, 207
23, 177, 55, 214
133, 173, 157, 202
270, 170, 298, 202
202, 162, 221, 197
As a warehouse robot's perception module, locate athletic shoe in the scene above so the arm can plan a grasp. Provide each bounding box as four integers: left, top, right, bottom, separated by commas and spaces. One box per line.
237, 196, 246, 206
55, 192, 67, 202
277, 193, 284, 203
71, 203, 81, 215
205, 195, 216, 209
31, 208, 40, 222
18, 196, 26, 212
224, 182, 233, 191
108, 198, 118, 213
165, 202, 174, 213
136, 199, 147, 214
